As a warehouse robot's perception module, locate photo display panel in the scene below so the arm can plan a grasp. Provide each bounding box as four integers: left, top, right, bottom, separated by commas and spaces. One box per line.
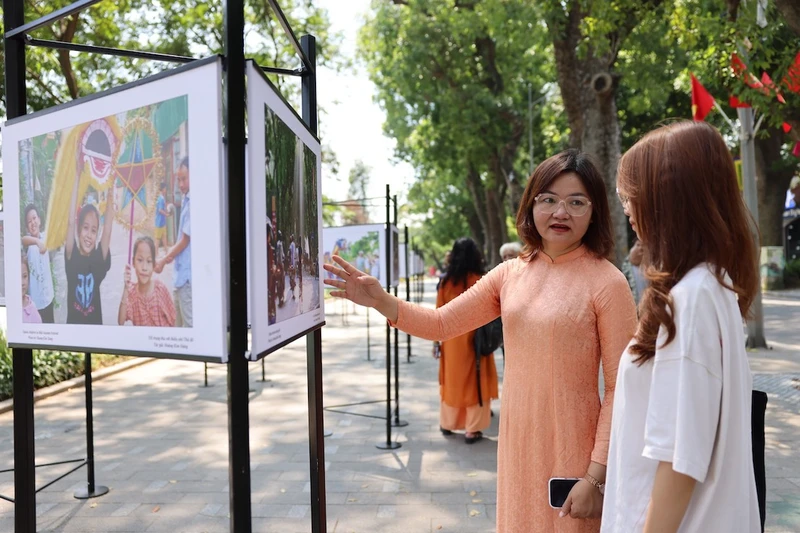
322, 224, 388, 287
247, 62, 325, 359
2, 58, 228, 361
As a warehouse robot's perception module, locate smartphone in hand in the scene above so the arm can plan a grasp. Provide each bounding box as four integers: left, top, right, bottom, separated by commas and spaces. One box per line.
548, 477, 580, 509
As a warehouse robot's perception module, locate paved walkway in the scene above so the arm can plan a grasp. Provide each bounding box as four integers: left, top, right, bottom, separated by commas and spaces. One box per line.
0, 282, 798, 532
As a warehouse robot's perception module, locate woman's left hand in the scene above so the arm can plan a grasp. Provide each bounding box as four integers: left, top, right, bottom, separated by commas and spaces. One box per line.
560, 479, 603, 519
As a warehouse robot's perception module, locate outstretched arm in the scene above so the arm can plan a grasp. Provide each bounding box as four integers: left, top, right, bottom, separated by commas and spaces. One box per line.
118, 264, 131, 325
155, 233, 190, 273
65, 174, 80, 260
21, 236, 46, 254
325, 255, 504, 342
100, 195, 115, 260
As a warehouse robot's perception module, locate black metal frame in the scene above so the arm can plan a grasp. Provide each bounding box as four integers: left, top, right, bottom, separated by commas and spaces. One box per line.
403, 226, 415, 364
0, 352, 105, 504
319, 193, 405, 447
3, 1, 327, 532
391, 197, 408, 428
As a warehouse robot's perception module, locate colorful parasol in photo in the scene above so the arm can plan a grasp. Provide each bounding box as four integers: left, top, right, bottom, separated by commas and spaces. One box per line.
115, 117, 163, 263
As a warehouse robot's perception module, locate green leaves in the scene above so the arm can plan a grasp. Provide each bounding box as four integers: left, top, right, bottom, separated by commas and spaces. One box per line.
0, 0, 344, 115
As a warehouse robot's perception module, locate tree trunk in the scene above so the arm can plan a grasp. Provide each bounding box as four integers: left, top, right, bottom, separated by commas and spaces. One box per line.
549, 5, 585, 148
484, 185, 508, 267
465, 165, 491, 252
580, 66, 628, 265
755, 127, 794, 247
465, 205, 486, 254
776, 0, 800, 36
57, 15, 81, 100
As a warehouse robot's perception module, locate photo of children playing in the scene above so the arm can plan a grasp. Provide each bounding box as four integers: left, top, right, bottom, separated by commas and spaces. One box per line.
17, 95, 192, 328
265, 104, 322, 326
323, 231, 381, 283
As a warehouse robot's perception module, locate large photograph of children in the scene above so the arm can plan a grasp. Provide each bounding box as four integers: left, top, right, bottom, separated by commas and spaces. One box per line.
17, 95, 193, 328
265, 104, 322, 326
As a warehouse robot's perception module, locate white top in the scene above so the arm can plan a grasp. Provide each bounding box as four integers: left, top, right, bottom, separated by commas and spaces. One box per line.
26, 231, 55, 311
602, 265, 760, 533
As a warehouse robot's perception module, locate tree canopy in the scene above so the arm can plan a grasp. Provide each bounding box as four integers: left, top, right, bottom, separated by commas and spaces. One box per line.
360, 0, 799, 265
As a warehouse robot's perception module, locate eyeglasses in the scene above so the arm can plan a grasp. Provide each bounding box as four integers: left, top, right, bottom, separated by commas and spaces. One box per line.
533, 194, 592, 216
616, 188, 630, 210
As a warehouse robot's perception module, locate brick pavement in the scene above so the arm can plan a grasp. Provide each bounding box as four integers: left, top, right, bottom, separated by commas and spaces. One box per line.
0, 283, 797, 532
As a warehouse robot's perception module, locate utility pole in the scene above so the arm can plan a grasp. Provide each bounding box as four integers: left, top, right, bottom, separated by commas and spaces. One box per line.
737, 106, 768, 348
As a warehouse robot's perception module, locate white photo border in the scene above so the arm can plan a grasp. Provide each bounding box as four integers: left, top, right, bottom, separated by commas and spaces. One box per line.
247, 61, 325, 360
2, 58, 228, 362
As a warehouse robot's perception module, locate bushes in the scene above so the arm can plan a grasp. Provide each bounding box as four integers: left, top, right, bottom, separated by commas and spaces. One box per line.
785, 259, 800, 289
0, 330, 131, 401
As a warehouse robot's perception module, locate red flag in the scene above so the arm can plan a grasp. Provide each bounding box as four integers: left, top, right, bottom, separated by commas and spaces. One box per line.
782, 52, 800, 94
691, 74, 715, 121
783, 122, 792, 133
761, 72, 787, 103
729, 95, 751, 108
732, 54, 747, 76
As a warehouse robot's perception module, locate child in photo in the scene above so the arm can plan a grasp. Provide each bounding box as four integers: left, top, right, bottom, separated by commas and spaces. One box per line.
21, 204, 55, 323
21, 255, 42, 324
118, 236, 176, 327
65, 176, 114, 325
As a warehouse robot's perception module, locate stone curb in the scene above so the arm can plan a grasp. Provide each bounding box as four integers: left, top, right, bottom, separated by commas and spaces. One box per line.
0, 356, 157, 415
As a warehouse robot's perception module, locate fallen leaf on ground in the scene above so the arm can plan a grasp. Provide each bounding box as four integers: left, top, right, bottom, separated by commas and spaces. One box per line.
472, 499, 482, 503
347, 498, 358, 503
280, 488, 286, 493
169, 480, 177, 484
467, 472, 477, 477
152, 506, 160, 513
89, 503, 97, 508
436, 526, 443, 530
361, 484, 369, 489
469, 490, 477, 496
469, 509, 481, 517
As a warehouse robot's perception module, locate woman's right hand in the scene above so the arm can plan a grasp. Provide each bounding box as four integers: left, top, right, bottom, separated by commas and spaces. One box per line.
323, 255, 388, 309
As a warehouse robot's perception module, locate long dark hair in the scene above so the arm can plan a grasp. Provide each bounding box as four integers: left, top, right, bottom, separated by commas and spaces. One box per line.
617, 121, 758, 363
442, 237, 485, 289
516, 149, 614, 260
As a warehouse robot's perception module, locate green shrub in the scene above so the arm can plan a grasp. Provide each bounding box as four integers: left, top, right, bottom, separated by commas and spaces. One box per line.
0, 330, 131, 401
785, 259, 800, 289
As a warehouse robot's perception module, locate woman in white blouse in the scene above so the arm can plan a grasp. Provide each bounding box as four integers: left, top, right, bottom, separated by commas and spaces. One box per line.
603, 121, 761, 533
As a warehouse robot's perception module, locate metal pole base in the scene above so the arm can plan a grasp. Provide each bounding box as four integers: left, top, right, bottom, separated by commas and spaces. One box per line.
375, 441, 402, 450
74, 485, 109, 499
392, 419, 409, 428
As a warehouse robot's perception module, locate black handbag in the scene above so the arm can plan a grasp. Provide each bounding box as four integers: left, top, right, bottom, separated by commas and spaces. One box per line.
473, 317, 503, 406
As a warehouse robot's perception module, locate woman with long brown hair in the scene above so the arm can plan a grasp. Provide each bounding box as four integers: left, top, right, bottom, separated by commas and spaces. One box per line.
324, 149, 637, 532
602, 121, 761, 532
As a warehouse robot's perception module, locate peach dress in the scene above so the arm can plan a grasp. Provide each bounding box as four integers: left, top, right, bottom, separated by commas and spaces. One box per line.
392, 246, 637, 532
